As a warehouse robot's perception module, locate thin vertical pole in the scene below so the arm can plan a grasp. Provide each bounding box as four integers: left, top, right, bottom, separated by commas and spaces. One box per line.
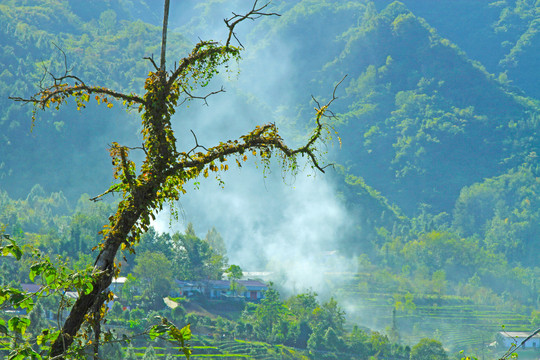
160, 0, 170, 73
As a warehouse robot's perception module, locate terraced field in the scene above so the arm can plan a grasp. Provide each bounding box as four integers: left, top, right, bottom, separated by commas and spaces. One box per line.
335, 280, 532, 353
125, 337, 308, 359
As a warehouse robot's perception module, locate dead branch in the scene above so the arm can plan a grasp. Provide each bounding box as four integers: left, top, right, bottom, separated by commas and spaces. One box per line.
9, 43, 144, 110
179, 86, 226, 106
143, 55, 160, 71
225, 1, 280, 47
89, 184, 122, 202
160, 0, 170, 72
187, 129, 209, 154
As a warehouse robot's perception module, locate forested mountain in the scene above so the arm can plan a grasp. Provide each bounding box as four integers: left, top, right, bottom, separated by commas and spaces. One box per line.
1, 0, 539, 359
406, 0, 540, 99
0, 0, 191, 200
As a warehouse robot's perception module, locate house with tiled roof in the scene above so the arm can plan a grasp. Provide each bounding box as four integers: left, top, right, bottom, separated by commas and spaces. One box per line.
175, 279, 267, 301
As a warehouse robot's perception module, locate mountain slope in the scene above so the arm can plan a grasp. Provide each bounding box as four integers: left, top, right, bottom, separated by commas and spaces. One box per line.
321, 1, 539, 213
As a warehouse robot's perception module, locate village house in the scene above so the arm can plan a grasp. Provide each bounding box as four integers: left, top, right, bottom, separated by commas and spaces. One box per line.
174, 280, 205, 297
239, 279, 268, 301
175, 279, 268, 301
105, 276, 268, 303
109, 276, 127, 293
497, 331, 540, 350
21, 283, 41, 294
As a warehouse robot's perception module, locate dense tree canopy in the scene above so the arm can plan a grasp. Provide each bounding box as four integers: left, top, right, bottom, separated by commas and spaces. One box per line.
410, 338, 448, 360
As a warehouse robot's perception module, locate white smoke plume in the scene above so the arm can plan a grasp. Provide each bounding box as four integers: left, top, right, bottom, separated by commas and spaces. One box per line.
149, 1, 357, 296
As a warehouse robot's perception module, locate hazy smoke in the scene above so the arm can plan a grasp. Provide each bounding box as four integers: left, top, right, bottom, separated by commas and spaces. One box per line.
153, 162, 352, 296
150, 1, 356, 296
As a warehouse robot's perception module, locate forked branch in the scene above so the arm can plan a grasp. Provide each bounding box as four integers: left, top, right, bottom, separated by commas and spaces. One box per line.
9, 84, 144, 109
179, 86, 226, 106
225, 0, 280, 47
171, 76, 346, 175
9, 45, 145, 114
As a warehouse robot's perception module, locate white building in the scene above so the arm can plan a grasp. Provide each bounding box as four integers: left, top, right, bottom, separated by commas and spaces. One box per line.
497, 331, 540, 350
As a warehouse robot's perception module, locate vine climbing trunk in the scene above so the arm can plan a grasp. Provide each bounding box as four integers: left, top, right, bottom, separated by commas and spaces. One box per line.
51, 83, 175, 357
49, 186, 157, 357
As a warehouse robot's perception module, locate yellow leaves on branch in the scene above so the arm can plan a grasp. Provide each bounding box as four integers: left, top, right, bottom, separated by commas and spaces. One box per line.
96, 96, 113, 108
315, 105, 328, 120
201, 160, 231, 179
41, 89, 121, 113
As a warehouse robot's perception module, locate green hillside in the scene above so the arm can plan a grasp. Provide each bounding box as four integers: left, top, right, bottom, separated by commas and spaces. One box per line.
1, 1, 539, 359
0, 0, 190, 200
328, 2, 538, 213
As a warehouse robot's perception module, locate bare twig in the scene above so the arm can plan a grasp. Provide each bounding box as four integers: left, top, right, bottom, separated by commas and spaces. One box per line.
224, 1, 280, 47
180, 86, 226, 106
89, 185, 122, 202
303, 75, 347, 146
331, 75, 347, 102
310, 74, 347, 112
187, 129, 210, 154
143, 55, 160, 71
52, 42, 73, 79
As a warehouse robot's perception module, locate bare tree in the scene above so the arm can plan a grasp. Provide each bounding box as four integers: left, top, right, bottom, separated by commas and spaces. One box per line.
10, 1, 342, 358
